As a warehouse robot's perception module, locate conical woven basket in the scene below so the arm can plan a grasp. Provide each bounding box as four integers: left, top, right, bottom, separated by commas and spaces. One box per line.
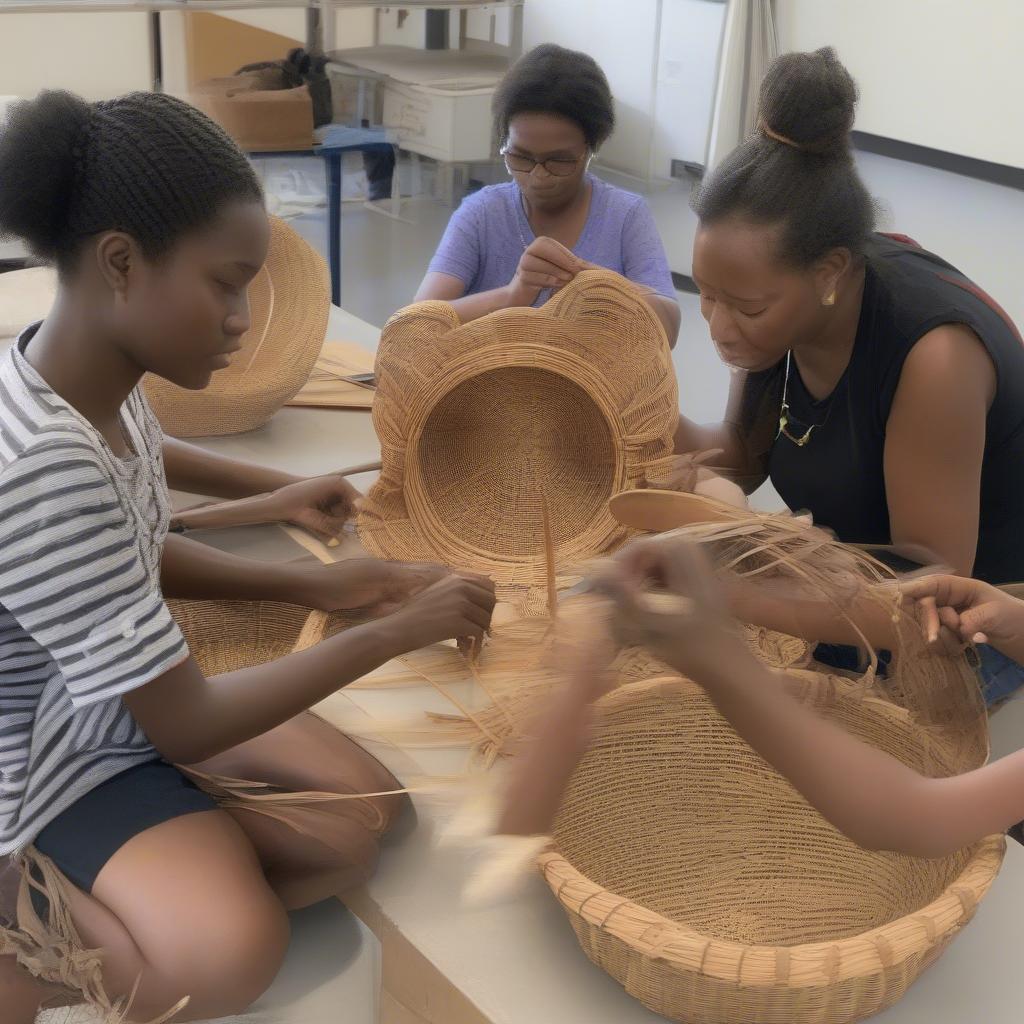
143, 216, 329, 438
357, 269, 678, 593
538, 674, 1005, 1024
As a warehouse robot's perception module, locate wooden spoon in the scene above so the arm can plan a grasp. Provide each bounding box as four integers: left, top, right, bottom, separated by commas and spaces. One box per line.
608, 489, 749, 532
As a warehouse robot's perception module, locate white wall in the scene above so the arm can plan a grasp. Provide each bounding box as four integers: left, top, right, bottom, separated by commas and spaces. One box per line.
377, 8, 427, 48
775, 0, 1023, 169
334, 9, 376, 50
0, 12, 152, 101
159, 12, 189, 98
859, 151, 1024, 329
642, 147, 1024, 332
466, 7, 514, 48
522, 0, 661, 179
651, 0, 726, 177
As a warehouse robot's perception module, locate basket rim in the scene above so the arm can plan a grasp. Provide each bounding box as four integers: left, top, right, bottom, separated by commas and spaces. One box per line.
538, 676, 1006, 988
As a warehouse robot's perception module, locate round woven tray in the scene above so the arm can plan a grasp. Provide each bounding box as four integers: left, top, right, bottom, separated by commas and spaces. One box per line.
143, 215, 329, 438
539, 675, 1005, 1024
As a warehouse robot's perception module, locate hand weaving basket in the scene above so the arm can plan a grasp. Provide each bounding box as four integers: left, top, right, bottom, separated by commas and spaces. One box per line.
538, 674, 1005, 1024
357, 268, 679, 594
143, 215, 329, 438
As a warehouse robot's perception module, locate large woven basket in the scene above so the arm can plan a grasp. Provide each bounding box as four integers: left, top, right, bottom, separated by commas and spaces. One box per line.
538, 675, 1004, 1024
357, 269, 678, 593
143, 216, 329, 438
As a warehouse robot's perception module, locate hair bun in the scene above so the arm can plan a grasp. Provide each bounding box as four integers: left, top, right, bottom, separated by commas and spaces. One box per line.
758, 47, 857, 156
0, 91, 92, 259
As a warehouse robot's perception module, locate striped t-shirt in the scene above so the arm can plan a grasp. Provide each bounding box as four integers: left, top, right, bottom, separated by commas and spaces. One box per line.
0, 325, 189, 855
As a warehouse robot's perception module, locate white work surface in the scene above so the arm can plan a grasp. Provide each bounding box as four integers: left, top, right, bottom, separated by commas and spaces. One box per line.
184, 305, 1024, 1024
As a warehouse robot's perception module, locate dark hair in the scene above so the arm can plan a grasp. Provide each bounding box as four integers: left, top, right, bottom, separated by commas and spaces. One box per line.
0, 90, 263, 275
492, 44, 615, 151
692, 47, 875, 267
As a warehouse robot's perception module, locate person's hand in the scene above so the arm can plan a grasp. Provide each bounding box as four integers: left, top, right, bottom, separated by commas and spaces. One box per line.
298, 559, 450, 615
640, 449, 726, 492
504, 237, 583, 307
901, 574, 1024, 654
259, 473, 363, 542
593, 535, 751, 682
383, 572, 497, 652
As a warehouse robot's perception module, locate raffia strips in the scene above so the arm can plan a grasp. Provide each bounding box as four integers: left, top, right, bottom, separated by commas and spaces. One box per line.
318, 511, 985, 784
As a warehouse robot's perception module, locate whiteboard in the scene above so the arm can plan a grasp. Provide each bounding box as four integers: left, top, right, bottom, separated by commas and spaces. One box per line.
651, 0, 727, 177
522, 0, 661, 179
775, 0, 1024, 170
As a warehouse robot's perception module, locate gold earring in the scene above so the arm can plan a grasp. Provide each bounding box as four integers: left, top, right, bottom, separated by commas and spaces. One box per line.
822, 290, 836, 306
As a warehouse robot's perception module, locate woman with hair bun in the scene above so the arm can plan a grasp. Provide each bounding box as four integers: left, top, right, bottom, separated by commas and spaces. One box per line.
674, 48, 1024, 701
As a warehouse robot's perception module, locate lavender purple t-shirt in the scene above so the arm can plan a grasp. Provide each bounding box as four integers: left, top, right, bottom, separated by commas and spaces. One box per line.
428, 175, 676, 303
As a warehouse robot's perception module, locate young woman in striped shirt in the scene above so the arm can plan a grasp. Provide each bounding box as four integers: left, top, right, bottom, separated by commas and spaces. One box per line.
0, 91, 495, 1022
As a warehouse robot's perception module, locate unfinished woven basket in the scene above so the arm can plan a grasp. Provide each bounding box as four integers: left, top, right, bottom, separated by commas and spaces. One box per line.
357, 269, 678, 592
143, 216, 329, 437
538, 674, 1005, 1024
167, 598, 337, 672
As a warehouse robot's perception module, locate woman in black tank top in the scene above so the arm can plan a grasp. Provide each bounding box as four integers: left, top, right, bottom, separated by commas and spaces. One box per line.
673, 48, 1024, 703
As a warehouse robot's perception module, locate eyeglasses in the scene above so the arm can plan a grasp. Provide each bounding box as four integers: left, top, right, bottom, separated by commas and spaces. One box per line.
501, 147, 586, 178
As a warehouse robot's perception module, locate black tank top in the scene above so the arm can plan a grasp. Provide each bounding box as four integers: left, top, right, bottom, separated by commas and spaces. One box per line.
743, 234, 1024, 585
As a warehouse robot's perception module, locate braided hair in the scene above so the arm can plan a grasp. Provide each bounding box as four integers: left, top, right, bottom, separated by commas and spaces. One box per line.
0, 90, 263, 277
692, 48, 875, 267
493, 44, 615, 151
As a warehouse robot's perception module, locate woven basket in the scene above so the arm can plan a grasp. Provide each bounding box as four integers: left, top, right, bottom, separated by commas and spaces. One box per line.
167, 598, 338, 673
357, 269, 678, 593
143, 216, 329, 438
538, 675, 1005, 1024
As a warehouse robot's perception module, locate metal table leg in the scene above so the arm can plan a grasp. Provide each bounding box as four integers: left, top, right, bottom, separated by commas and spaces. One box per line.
325, 149, 343, 306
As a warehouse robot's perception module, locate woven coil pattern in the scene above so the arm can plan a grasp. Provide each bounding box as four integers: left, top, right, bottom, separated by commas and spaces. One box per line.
539, 675, 1005, 1024
166, 598, 339, 672
357, 269, 678, 592
143, 216, 329, 437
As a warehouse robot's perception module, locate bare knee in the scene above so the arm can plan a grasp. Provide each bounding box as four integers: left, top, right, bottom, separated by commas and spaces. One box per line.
141, 899, 290, 1020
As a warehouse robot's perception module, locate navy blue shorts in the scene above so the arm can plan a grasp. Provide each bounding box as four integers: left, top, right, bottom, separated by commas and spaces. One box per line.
34, 759, 217, 896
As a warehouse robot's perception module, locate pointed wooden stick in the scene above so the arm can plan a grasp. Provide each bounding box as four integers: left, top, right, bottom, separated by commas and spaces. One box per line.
540, 491, 558, 620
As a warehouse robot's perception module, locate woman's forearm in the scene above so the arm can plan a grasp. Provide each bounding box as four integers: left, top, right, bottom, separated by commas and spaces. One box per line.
163, 437, 301, 499
497, 675, 596, 836
445, 285, 521, 324
170, 494, 281, 532
724, 578, 900, 651
673, 417, 759, 484
127, 616, 411, 765
161, 532, 313, 604
696, 648, 949, 856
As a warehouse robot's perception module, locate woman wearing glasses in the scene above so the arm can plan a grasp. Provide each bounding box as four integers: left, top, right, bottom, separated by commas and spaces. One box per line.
674, 48, 1024, 702
415, 44, 680, 347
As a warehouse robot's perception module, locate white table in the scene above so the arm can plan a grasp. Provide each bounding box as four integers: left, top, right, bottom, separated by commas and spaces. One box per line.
186, 306, 1024, 1024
